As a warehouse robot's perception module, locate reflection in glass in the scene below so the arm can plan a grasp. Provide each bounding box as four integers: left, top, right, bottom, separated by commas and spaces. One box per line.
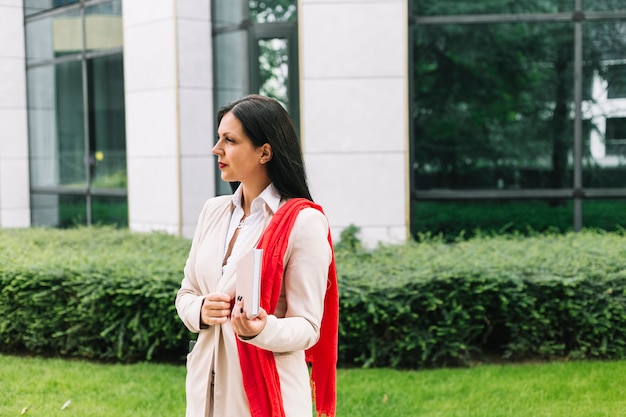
583, 200, 626, 230
24, 0, 80, 17
212, 0, 248, 29
91, 196, 128, 227
584, 0, 626, 12
249, 0, 296, 23
85, 0, 123, 52
413, 0, 573, 16
413, 22, 575, 191
88, 54, 126, 190
25, 7, 82, 63
27, 61, 86, 189
58, 194, 87, 227
413, 199, 626, 239
31, 193, 85, 228
258, 38, 289, 110
582, 21, 626, 187
412, 200, 578, 240
213, 31, 248, 107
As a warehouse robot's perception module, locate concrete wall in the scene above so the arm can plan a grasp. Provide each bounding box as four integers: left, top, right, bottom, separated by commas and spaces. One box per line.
123, 0, 215, 237
0, 0, 31, 228
299, 0, 409, 246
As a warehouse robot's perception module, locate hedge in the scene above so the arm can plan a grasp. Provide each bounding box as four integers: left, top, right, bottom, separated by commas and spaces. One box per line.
1, 226, 625, 368
0, 227, 190, 362
335, 227, 626, 368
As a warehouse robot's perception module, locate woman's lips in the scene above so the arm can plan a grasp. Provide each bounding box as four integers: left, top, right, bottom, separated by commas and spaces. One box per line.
218, 162, 227, 169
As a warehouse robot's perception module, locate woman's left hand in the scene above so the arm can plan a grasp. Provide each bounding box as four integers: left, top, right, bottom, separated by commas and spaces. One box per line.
231, 296, 268, 339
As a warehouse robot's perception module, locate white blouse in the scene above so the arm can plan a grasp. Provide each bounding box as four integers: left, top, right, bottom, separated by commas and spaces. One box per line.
221, 183, 281, 275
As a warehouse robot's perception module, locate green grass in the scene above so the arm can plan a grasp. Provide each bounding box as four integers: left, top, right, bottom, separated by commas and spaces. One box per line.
2, 355, 625, 416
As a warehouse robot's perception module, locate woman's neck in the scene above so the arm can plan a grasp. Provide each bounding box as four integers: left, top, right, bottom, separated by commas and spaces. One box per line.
240, 180, 271, 214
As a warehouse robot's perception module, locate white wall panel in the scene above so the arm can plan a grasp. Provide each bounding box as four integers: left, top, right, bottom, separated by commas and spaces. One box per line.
302, 77, 405, 153
300, 0, 409, 247
0, 0, 30, 228
124, 0, 214, 238
300, 1, 405, 79
124, 89, 178, 157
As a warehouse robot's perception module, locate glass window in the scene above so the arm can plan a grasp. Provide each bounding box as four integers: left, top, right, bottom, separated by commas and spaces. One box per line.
413, 0, 574, 17
24, 0, 80, 17
249, 0, 297, 23
25, 7, 82, 64
212, 0, 298, 196
413, 22, 575, 191
213, 31, 249, 108
582, 20, 626, 186
412, 200, 577, 240
258, 38, 290, 111
31, 193, 85, 228
212, 0, 247, 29
88, 54, 126, 191
605, 118, 626, 155
584, 0, 626, 12
583, 200, 626, 230
27, 61, 86, 189
25, 1, 127, 227
92, 196, 128, 227
85, 0, 123, 52
606, 63, 626, 99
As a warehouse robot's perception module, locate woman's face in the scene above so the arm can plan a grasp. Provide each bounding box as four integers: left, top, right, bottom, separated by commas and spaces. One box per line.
213, 111, 266, 184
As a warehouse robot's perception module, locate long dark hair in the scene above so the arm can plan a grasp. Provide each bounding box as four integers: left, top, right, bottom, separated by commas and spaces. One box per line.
217, 95, 313, 201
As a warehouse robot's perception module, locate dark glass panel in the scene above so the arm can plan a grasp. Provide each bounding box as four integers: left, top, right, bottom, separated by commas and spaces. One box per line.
606, 64, 626, 99
584, 0, 626, 12
582, 200, 626, 231
24, 0, 80, 17
212, 0, 248, 29
85, 0, 123, 53
412, 200, 575, 240
258, 38, 290, 111
87, 54, 127, 191
27, 61, 86, 189
58, 194, 87, 227
413, 22, 575, 191
25, 7, 82, 63
413, 0, 574, 16
31, 193, 85, 227
582, 21, 626, 187
91, 196, 128, 227
249, 0, 296, 23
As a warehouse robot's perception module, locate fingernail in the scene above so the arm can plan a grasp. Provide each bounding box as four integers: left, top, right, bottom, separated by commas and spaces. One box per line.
237, 295, 242, 301
240, 308, 243, 314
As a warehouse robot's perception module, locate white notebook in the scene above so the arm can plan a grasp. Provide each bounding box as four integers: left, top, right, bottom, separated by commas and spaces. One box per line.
236, 248, 263, 319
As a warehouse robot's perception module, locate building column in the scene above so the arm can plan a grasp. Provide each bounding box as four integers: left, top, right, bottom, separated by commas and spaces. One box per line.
0, 0, 30, 228
123, 0, 215, 237
299, 0, 409, 246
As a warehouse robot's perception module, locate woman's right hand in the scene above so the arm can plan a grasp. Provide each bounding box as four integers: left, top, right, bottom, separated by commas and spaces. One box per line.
200, 292, 232, 326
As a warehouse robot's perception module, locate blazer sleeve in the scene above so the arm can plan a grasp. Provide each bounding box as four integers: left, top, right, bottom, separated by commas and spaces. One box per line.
175, 199, 211, 333
244, 207, 332, 353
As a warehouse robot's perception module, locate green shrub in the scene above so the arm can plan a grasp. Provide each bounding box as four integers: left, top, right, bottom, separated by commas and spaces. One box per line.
336, 227, 626, 368
0, 227, 191, 362
1, 226, 625, 368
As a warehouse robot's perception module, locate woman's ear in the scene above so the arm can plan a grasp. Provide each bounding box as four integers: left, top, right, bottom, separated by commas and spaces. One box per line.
260, 143, 273, 164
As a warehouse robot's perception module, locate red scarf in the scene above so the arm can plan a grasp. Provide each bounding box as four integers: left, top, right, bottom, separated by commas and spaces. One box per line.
236, 198, 338, 417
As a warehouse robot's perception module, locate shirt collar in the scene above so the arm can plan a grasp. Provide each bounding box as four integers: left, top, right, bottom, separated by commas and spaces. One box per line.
231, 183, 281, 215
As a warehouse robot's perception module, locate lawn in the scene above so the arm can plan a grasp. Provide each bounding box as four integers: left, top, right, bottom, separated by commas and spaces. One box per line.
1, 355, 625, 416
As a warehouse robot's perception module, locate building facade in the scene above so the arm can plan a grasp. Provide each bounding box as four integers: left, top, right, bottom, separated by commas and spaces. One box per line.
1, 0, 625, 246
1, 0, 409, 247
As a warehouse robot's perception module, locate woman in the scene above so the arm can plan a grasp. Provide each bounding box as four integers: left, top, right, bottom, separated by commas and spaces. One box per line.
176, 95, 338, 417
